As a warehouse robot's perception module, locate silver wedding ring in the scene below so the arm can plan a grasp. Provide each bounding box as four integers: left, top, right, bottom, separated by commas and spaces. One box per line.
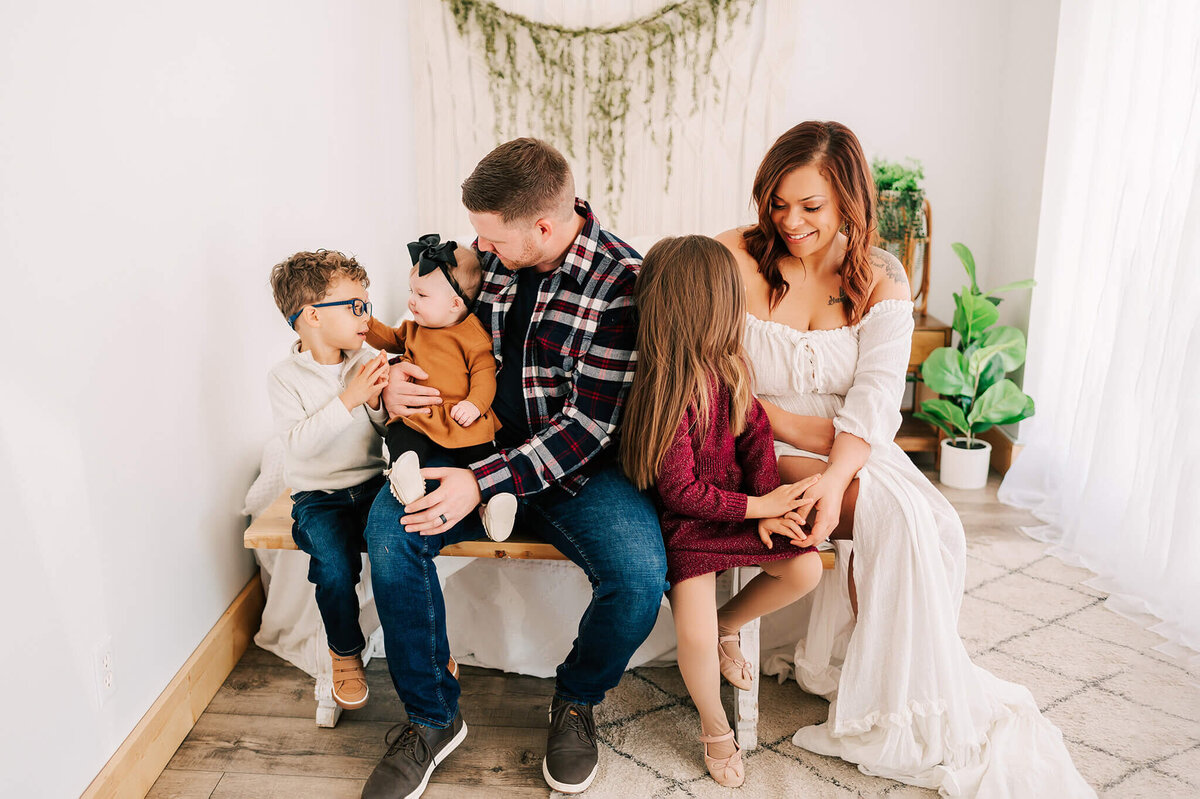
439, 514, 448, 525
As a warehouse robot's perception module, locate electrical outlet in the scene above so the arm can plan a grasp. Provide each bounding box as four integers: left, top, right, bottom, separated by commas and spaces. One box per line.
93, 638, 116, 707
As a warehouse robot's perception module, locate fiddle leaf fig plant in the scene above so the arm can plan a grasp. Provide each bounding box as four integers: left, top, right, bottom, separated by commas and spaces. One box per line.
914, 243, 1037, 447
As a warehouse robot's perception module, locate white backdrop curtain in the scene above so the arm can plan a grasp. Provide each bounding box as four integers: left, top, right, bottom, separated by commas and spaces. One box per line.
998, 0, 1200, 663
408, 0, 792, 238
249, 1, 800, 680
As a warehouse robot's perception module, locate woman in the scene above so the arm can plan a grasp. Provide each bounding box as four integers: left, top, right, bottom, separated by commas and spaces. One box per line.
715, 121, 1094, 797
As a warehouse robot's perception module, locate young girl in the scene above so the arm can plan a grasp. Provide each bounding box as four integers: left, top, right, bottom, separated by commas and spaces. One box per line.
621, 235, 825, 788
366, 233, 518, 542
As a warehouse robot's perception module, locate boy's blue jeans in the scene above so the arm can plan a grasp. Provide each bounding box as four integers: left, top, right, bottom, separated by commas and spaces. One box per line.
364, 461, 668, 728
290, 473, 385, 656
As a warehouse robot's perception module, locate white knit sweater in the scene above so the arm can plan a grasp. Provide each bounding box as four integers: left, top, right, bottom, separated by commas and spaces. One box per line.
267, 342, 389, 492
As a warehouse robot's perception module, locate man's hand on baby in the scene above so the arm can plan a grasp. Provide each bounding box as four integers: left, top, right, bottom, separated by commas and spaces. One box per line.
381, 360, 442, 418
450, 401, 481, 427
401, 467, 483, 535
342, 351, 389, 412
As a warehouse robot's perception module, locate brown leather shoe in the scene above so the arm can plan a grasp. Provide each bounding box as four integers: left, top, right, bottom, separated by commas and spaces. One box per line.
543, 698, 598, 793
362, 714, 467, 799
330, 649, 369, 710
448, 655, 459, 681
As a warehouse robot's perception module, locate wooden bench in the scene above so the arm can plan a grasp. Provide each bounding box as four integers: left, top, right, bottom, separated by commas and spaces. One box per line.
244, 490, 833, 745
246, 490, 568, 560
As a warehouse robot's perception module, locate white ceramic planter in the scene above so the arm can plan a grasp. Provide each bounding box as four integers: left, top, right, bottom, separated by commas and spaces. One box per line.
939, 438, 992, 489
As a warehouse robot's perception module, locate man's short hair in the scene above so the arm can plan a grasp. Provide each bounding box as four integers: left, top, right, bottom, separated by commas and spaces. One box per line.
270, 249, 368, 324
461, 137, 574, 224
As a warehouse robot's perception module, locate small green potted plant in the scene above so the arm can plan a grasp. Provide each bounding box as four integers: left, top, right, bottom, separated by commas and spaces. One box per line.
872, 158, 927, 243
914, 243, 1036, 488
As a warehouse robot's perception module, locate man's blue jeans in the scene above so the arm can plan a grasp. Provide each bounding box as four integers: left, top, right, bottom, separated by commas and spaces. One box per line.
290, 473, 385, 656
364, 462, 668, 728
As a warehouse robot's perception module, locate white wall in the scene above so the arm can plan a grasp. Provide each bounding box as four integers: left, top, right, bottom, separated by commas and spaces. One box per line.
0, 2, 416, 795
991, 0, 1062, 333
787, 0, 1059, 329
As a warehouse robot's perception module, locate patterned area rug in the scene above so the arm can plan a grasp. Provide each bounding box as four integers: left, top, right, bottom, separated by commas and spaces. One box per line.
584, 513, 1200, 798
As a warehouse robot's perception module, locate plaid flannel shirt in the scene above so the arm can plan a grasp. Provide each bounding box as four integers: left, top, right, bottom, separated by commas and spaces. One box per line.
469, 199, 641, 500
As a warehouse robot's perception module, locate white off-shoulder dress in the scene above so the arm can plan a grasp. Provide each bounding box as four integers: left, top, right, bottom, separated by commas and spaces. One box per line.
747, 298, 1094, 797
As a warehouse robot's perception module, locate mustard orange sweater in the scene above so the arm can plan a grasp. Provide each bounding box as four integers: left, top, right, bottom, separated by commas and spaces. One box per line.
365, 315, 501, 449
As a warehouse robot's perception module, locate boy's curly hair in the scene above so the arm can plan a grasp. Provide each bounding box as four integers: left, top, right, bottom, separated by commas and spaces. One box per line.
270, 249, 369, 326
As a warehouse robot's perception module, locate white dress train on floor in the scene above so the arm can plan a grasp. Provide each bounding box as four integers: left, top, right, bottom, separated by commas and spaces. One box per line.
746, 297, 1095, 797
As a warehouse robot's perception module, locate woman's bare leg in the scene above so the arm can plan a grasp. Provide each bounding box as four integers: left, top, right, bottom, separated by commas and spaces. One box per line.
778, 455, 861, 615
668, 573, 736, 759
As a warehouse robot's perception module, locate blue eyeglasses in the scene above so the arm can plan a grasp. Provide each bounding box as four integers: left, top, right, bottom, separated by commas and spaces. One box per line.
287, 298, 372, 328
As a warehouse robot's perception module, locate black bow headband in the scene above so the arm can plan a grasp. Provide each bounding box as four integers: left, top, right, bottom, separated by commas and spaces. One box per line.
408, 233, 470, 303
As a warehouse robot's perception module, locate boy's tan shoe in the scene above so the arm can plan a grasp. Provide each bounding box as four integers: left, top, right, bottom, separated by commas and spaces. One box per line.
330, 649, 369, 710
448, 655, 459, 681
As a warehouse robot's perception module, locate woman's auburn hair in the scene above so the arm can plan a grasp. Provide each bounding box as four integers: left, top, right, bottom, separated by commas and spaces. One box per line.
743, 120, 877, 325
620, 235, 754, 490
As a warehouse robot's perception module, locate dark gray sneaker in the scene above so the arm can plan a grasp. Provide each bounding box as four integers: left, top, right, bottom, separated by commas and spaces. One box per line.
543, 698, 598, 793
361, 713, 467, 799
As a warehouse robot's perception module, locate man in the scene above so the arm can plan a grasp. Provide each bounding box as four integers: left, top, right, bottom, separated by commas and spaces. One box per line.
361, 138, 668, 799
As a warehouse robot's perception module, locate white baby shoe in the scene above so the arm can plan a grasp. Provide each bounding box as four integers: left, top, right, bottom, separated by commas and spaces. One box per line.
385, 450, 426, 504
480, 493, 517, 542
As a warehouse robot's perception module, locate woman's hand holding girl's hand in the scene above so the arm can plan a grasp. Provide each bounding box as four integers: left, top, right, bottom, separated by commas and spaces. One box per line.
757, 511, 809, 549
747, 474, 822, 519
795, 468, 852, 548
342, 351, 390, 411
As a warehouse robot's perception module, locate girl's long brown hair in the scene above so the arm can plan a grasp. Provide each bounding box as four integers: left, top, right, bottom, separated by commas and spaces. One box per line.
620, 236, 753, 490
743, 121, 877, 324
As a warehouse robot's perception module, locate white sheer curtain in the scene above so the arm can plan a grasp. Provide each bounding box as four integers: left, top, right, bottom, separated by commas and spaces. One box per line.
998, 0, 1200, 663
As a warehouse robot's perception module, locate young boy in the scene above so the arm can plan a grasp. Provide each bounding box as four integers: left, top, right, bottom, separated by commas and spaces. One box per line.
267, 249, 390, 710
366, 234, 518, 542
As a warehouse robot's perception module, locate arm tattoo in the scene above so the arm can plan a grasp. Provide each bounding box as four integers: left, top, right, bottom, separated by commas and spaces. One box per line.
871, 252, 909, 286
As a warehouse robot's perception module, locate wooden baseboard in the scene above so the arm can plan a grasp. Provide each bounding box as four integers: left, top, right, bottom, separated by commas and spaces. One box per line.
82, 573, 265, 799
979, 426, 1024, 476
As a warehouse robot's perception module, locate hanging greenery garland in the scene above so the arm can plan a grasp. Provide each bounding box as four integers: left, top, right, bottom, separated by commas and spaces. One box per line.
445, 0, 753, 212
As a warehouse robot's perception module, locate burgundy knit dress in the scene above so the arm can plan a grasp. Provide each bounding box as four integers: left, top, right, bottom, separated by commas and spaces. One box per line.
655, 380, 816, 586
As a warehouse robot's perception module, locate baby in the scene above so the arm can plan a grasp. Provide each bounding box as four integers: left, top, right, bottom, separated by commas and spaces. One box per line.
366, 234, 517, 541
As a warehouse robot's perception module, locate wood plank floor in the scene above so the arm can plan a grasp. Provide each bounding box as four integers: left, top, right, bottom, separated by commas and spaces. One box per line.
151, 642, 557, 797
147, 468, 1069, 798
